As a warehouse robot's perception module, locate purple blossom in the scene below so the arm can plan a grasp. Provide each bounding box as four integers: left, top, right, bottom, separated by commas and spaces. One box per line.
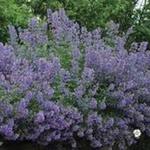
8, 25, 18, 46
89, 98, 97, 109
82, 67, 95, 83
34, 111, 45, 123
87, 112, 102, 126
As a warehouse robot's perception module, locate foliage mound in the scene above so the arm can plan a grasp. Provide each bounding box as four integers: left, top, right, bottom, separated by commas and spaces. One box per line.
0, 9, 149, 150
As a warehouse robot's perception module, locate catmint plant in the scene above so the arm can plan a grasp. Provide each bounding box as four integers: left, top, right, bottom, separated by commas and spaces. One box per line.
0, 8, 149, 150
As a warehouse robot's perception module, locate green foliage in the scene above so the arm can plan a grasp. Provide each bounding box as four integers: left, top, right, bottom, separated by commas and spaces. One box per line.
27, 0, 135, 30
23, 0, 150, 44
133, 1, 150, 43
0, 0, 32, 42
0, 0, 149, 44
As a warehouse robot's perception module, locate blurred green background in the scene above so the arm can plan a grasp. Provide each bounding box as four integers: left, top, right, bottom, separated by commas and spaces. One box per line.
0, 0, 150, 44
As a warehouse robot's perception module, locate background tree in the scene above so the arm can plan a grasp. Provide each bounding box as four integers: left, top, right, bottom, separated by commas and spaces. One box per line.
24, 0, 136, 30
16, 0, 150, 44
133, 0, 150, 43
0, 0, 149, 44
0, 0, 32, 42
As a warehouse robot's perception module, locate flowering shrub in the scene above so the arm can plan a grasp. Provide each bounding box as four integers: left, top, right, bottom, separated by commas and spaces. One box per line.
0, 8, 150, 150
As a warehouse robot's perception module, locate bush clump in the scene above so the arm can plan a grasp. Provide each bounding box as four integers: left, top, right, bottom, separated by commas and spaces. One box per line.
0, 9, 149, 150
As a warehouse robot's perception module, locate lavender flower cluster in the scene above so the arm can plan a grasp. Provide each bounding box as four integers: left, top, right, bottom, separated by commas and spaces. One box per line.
0, 8, 149, 149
